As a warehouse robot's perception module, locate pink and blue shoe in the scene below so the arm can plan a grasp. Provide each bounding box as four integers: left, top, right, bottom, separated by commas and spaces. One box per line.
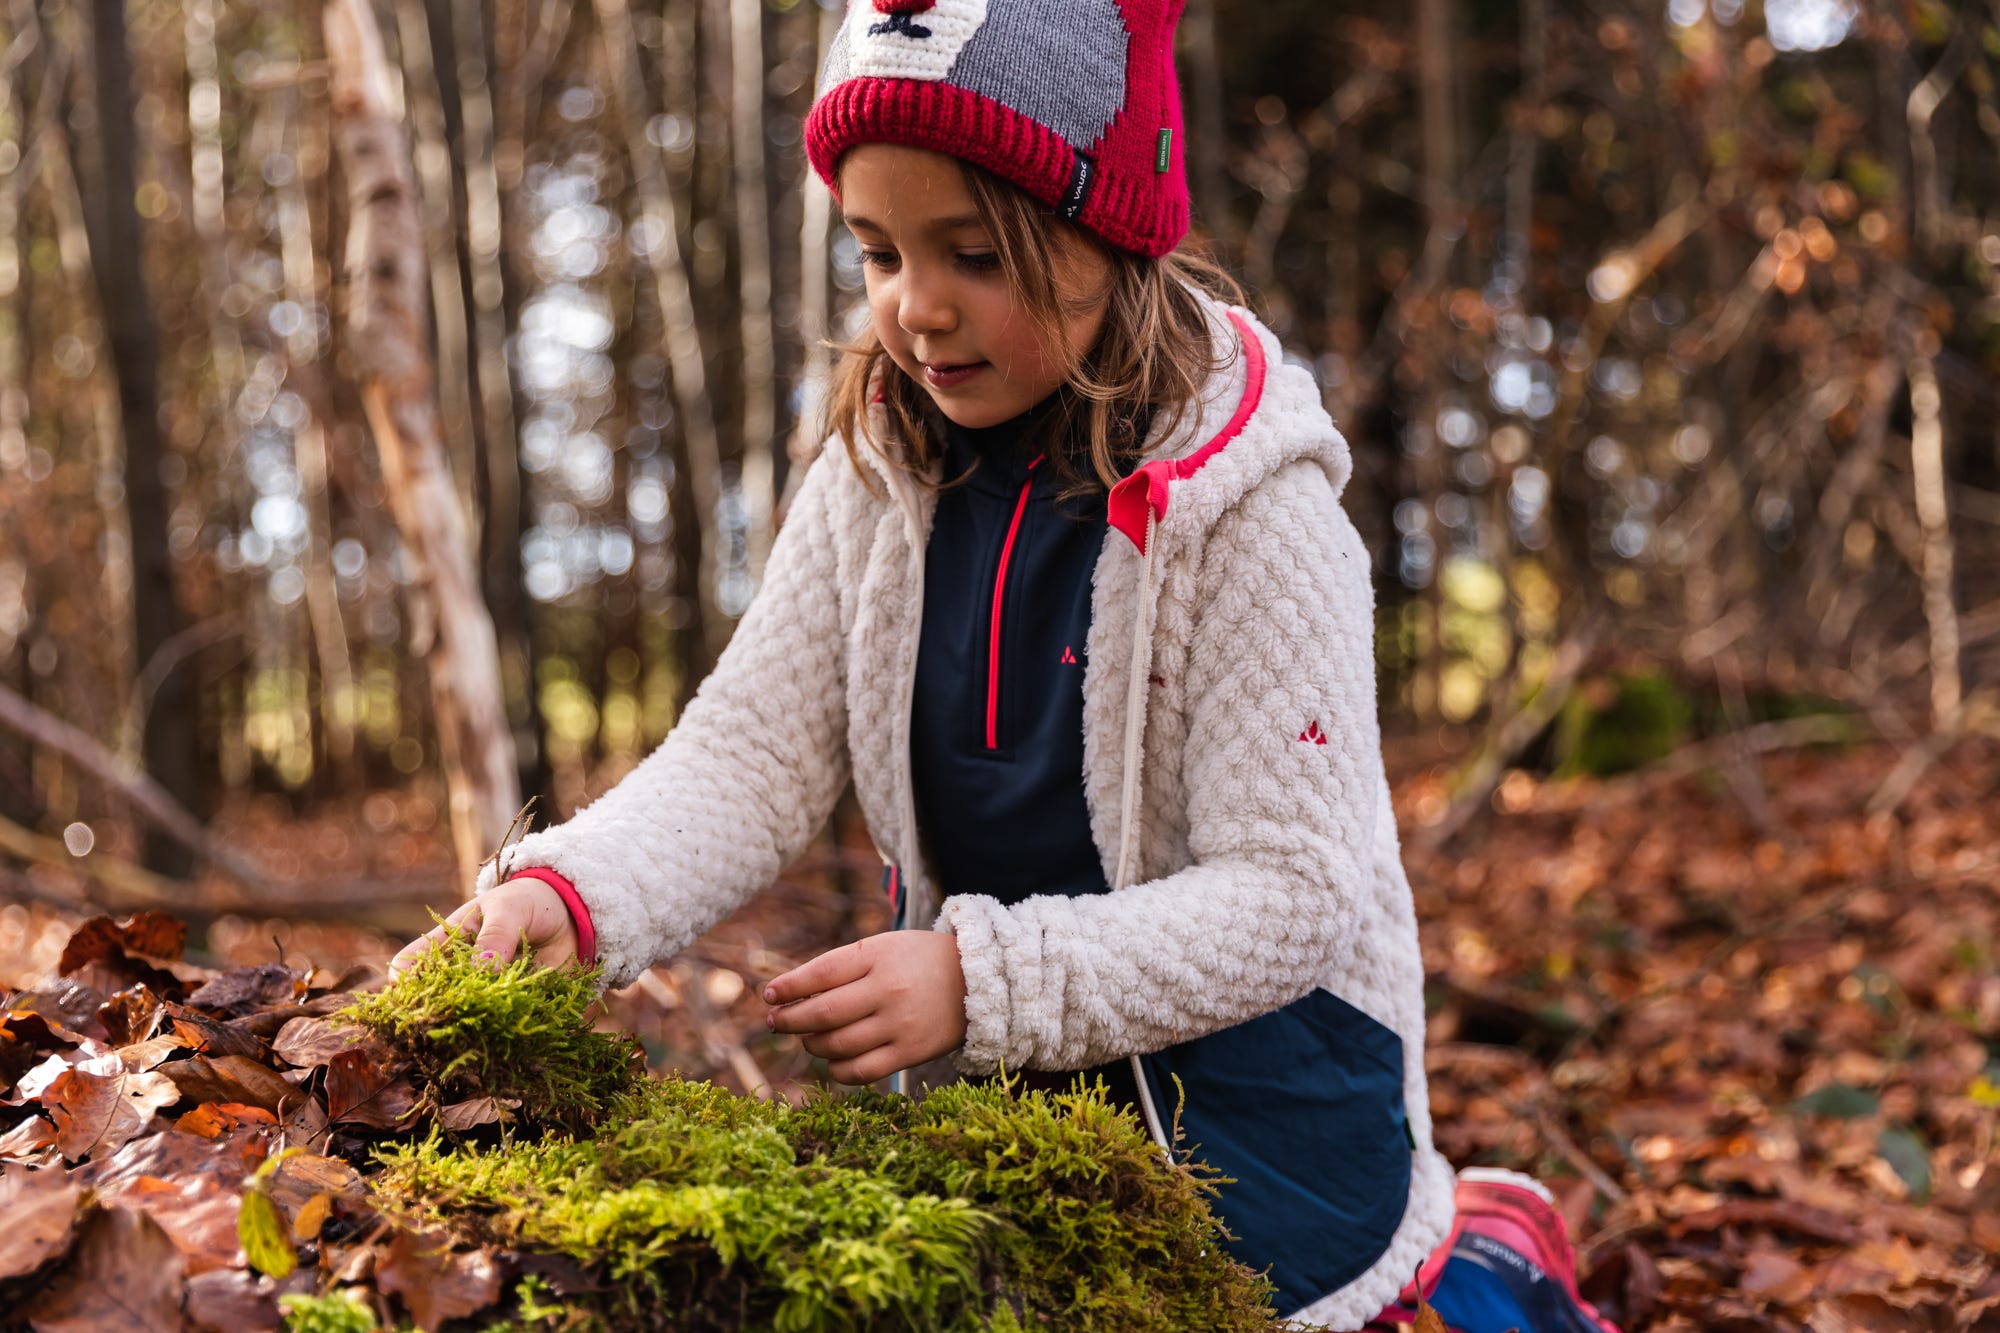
1367, 1168, 1624, 1333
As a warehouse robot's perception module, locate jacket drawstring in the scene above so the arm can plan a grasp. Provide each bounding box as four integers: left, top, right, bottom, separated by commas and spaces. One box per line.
1117, 507, 1174, 1155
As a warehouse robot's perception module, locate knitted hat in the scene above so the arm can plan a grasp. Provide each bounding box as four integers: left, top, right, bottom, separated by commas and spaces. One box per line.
805, 0, 1191, 258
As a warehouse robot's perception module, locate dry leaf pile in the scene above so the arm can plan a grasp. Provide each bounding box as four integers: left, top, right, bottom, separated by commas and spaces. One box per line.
1403, 735, 2000, 1332
0, 913, 1282, 1333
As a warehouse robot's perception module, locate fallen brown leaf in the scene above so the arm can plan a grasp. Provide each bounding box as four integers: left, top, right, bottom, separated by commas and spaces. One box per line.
184, 1268, 284, 1333
177, 1102, 280, 1139
98, 985, 167, 1046
184, 965, 307, 1020
166, 1053, 300, 1114
168, 1004, 276, 1062
375, 1229, 503, 1332
325, 1047, 417, 1129
45, 1065, 181, 1161
0, 1112, 56, 1160
272, 1014, 384, 1069
19, 1205, 185, 1333
0, 1161, 82, 1280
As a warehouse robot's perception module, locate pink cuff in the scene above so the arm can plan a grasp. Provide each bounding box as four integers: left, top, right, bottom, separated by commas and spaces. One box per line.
504, 866, 597, 968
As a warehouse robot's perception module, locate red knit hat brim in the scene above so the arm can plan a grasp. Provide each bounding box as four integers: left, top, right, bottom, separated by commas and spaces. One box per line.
806, 77, 1182, 259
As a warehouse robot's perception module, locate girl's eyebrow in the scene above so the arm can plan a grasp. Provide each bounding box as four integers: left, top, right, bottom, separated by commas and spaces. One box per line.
841, 212, 985, 235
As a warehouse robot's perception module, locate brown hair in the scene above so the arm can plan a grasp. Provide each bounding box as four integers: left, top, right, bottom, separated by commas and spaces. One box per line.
826, 160, 1243, 502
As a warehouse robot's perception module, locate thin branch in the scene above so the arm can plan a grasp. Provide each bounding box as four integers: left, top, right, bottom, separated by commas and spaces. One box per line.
0, 679, 280, 894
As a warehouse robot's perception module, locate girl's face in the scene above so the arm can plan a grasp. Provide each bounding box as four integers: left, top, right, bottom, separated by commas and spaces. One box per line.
838, 144, 1112, 429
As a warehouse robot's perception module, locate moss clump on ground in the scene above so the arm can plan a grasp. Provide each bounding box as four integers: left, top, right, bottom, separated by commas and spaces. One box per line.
353, 931, 1284, 1331
340, 923, 643, 1128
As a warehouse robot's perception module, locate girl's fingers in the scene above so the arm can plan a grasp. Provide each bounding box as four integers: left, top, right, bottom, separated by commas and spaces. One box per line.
389, 902, 482, 978
764, 938, 873, 1006
825, 1045, 902, 1086
767, 980, 876, 1036
801, 1017, 892, 1062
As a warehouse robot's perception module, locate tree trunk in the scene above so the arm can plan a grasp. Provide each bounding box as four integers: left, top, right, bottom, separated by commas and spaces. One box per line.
730, 0, 777, 589
88, 0, 201, 876
324, 0, 520, 893
596, 0, 728, 675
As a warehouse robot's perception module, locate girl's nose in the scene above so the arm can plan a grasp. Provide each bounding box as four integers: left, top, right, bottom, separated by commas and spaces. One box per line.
897, 272, 956, 338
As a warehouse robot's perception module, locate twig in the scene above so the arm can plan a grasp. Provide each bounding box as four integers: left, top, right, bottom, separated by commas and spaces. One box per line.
0, 680, 280, 894
1416, 618, 1599, 852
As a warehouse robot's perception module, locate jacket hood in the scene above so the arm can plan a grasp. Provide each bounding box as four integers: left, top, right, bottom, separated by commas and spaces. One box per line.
1109, 291, 1352, 555
847, 288, 1351, 553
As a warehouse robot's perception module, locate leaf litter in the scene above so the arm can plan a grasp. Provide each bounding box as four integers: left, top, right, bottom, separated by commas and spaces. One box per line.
0, 734, 1993, 1329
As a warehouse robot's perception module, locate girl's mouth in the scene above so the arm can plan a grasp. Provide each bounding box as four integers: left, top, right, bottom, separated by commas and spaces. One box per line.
923, 361, 988, 389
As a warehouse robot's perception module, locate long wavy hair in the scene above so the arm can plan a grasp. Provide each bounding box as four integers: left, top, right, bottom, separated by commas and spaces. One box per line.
826, 159, 1242, 502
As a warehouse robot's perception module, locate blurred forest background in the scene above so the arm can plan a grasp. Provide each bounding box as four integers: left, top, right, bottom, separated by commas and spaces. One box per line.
0, 0, 1996, 894
2, 0, 2000, 1324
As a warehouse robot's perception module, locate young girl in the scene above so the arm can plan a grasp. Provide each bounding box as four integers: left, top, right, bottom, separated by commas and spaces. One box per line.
394, 5, 1618, 1329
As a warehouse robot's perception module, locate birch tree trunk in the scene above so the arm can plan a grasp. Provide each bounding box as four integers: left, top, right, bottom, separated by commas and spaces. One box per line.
324, 0, 519, 892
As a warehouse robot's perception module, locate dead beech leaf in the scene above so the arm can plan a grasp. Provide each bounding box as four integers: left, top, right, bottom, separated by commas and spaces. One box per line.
57, 912, 187, 970
46, 1066, 181, 1161
98, 985, 167, 1046
16, 1046, 120, 1102
176, 1102, 279, 1139
166, 1054, 298, 1114
105, 1172, 257, 1276
57, 915, 189, 1001
1413, 1294, 1448, 1333
116, 1034, 188, 1074
438, 1095, 514, 1131
263, 1149, 363, 1212
227, 991, 350, 1041
8, 985, 111, 1042
0, 1113, 56, 1160
0, 1162, 82, 1280
184, 965, 306, 1020
167, 1004, 275, 1062
280, 1090, 331, 1151
0, 1010, 71, 1092
376, 1229, 503, 1332
325, 1047, 417, 1128
289, 1191, 332, 1243
272, 1014, 382, 1069
183, 1268, 282, 1333
20, 1205, 184, 1333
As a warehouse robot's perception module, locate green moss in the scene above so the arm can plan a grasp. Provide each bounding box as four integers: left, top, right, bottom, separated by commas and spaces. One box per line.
339, 921, 642, 1128
351, 930, 1286, 1331
278, 1290, 379, 1333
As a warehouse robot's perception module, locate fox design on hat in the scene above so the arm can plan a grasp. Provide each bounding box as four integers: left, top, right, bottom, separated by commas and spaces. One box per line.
808, 0, 1190, 258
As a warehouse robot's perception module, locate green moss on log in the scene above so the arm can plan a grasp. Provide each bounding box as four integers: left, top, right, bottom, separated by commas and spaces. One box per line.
350, 929, 1286, 1331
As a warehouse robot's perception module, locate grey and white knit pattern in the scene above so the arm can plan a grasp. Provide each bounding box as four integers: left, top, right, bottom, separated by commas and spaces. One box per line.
821, 0, 1132, 151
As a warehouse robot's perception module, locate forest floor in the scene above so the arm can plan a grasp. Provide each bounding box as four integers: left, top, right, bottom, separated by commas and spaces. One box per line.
2, 729, 1997, 1331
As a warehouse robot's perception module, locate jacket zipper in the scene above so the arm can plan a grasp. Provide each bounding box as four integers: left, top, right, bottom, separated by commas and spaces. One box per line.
985, 453, 1044, 750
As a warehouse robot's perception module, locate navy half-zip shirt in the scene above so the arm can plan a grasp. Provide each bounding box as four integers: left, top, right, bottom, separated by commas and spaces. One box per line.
910, 398, 1138, 1100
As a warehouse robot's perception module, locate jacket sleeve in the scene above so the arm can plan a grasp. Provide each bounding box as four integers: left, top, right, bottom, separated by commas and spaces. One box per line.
477, 454, 853, 989
937, 459, 1383, 1072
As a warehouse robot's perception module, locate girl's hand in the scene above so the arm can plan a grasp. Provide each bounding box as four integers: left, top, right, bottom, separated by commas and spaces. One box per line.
388, 878, 580, 979
764, 932, 968, 1085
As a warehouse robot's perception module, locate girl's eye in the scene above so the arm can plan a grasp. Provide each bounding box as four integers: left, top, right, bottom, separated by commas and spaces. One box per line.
859, 249, 899, 270
957, 252, 1001, 274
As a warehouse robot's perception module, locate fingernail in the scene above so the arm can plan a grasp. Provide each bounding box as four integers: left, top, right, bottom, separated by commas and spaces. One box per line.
479, 950, 496, 959
762, 986, 776, 1003
765, 1013, 775, 1029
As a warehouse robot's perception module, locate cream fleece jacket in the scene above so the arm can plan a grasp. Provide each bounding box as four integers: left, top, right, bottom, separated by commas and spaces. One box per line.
474, 294, 1454, 1329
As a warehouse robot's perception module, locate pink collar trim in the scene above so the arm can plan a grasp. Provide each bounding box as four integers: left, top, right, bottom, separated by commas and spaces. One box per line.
1105, 311, 1267, 555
